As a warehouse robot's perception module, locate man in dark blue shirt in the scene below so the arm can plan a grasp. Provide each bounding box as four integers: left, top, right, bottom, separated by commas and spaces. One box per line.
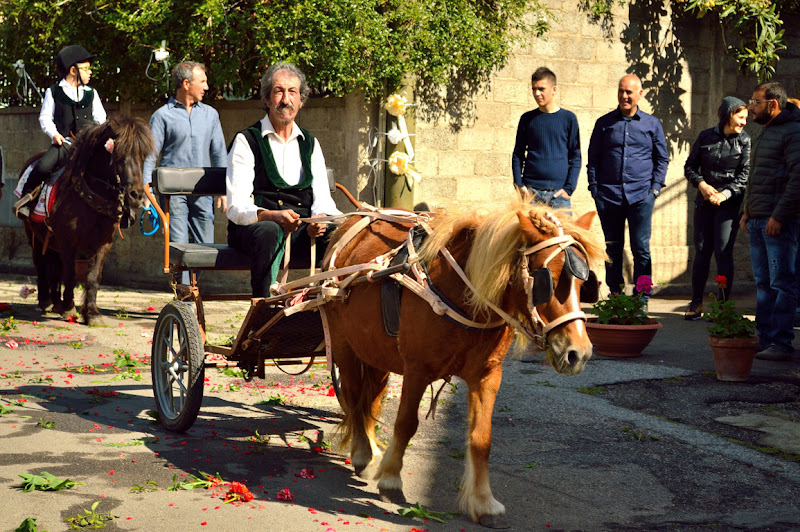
512, 67, 580, 209
587, 74, 669, 300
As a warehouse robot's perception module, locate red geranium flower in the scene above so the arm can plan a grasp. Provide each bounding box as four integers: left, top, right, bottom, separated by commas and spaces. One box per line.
715, 275, 728, 288
223, 481, 254, 503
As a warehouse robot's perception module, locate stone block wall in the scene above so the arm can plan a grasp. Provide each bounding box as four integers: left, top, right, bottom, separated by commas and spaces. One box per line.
412, 1, 800, 293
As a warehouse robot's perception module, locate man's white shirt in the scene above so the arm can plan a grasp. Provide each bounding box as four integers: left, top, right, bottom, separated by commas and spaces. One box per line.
226, 114, 341, 226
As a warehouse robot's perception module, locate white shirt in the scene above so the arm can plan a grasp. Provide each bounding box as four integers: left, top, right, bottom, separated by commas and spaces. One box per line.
39, 79, 107, 142
226, 114, 341, 226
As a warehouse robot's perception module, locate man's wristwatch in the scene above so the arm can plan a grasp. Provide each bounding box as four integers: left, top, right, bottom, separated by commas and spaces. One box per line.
651, 188, 660, 197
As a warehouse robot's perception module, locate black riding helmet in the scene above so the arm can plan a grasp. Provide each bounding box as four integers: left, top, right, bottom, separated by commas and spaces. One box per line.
56, 45, 96, 79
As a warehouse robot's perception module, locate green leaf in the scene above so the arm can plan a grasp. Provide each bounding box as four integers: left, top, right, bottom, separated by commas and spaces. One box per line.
15, 517, 47, 532
19, 472, 84, 492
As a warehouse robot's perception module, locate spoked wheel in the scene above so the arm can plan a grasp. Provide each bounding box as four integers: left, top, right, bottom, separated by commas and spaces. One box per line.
151, 301, 205, 433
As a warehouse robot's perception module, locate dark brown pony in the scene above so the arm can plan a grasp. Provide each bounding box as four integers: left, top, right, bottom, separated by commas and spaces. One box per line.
23, 115, 154, 324
324, 194, 605, 527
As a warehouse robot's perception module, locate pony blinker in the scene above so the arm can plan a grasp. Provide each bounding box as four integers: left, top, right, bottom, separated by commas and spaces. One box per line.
579, 270, 599, 303
528, 246, 592, 306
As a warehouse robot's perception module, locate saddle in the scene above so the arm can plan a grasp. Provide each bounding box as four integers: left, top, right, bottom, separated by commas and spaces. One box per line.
14, 164, 63, 223
381, 225, 483, 336
381, 225, 427, 336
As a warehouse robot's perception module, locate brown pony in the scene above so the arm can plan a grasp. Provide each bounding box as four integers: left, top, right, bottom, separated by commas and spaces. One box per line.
324, 193, 605, 527
23, 115, 154, 324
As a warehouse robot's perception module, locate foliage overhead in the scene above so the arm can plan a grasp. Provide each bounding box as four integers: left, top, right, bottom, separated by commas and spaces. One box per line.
0, 0, 547, 106
584, 0, 794, 82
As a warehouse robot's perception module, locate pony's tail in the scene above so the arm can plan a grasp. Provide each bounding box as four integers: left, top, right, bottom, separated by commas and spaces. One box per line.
336, 356, 385, 455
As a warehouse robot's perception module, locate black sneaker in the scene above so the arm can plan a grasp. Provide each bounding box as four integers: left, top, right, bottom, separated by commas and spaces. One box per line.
684, 302, 703, 321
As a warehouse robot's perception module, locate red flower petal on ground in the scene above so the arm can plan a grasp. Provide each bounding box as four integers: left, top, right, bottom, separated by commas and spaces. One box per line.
276, 488, 294, 501
298, 468, 316, 479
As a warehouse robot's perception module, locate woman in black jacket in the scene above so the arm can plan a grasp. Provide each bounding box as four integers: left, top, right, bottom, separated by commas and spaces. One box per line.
684, 96, 750, 320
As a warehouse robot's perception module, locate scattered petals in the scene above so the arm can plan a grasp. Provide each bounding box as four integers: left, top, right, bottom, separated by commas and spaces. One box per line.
297, 468, 316, 479
19, 285, 35, 299
276, 488, 294, 501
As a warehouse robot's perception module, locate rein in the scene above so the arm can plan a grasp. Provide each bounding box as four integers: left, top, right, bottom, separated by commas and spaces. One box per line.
73, 172, 125, 220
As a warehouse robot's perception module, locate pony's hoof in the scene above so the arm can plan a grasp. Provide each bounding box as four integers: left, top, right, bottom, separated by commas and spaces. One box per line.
353, 463, 369, 478
59, 307, 78, 320
38, 299, 54, 312
84, 314, 106, 326
478, 514, 510, 529
378, 487, 406, 505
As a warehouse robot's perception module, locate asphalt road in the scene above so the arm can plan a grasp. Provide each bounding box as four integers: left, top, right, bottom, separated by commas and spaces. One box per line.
1, 274, 799, 531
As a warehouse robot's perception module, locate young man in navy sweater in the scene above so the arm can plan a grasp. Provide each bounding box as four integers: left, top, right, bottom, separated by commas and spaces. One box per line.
512, 67, 581, 209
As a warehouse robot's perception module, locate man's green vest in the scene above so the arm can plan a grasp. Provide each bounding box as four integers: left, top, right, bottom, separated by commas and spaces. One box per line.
240, 121, 316, 219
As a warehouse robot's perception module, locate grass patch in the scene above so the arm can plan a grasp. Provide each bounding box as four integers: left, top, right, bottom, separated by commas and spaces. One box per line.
577, 386, 607, 395
622, 426, 660, 442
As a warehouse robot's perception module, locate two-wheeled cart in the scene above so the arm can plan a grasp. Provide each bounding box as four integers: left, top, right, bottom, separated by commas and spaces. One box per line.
145, 167, 344, 433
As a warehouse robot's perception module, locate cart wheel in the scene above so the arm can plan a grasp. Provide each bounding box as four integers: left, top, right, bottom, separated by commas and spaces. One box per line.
151, 301, 205, 433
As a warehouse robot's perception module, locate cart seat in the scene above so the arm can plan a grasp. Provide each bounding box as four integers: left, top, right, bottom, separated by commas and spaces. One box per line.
169, 243, 251, 271
151, 166, 336, 274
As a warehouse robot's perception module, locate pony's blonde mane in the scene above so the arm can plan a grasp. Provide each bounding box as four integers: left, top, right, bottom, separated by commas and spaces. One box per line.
418, 190, 605, 316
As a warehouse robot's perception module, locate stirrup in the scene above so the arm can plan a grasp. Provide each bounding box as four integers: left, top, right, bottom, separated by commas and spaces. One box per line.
13, 193, 35, 218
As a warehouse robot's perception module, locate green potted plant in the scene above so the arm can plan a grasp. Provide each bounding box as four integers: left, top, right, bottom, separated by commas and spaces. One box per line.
704, 275, 758, 381
586, 275, 662, 358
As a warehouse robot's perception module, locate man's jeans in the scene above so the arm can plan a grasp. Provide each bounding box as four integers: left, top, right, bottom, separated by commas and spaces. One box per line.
530, 188, 571, 210
167, 195, 215, 285
595, 192, 655, 299
748, 217, 799, 352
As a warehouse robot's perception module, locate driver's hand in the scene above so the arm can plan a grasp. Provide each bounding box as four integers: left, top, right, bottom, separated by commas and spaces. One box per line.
259, 209, 301, 232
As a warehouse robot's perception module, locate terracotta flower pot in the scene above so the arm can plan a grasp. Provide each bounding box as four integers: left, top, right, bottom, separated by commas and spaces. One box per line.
708, 335, 759, 382
585, 318, 662, 358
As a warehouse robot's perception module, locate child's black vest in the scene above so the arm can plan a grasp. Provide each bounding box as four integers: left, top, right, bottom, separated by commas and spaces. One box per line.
51, 84, 94, 137
239, 121, 316, 218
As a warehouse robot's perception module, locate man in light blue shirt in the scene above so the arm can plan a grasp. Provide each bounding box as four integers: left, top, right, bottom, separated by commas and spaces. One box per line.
142, 61, 227, 283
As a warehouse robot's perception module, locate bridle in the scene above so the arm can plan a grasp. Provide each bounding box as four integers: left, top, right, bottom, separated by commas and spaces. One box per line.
518, 212, 594, 349
71, 137, 127, 221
